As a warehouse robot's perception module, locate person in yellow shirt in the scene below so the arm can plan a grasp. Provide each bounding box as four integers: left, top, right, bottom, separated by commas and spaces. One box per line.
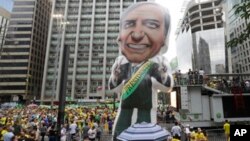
196, 128, 205, 141
6, 118, 13, 126
202, 130, 208, 141
88, 119, 94, 128
104, 120, 109, 133
171, 134, 181, 141
0, 126, 7, 141
190, 127, 196, 141
223, 120, 230, 141
0, 117, 7, 126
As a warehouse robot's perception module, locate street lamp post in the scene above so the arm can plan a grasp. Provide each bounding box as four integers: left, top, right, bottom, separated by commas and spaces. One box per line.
51, 14, 63, 107
57, 43, 69, 141
51, 14, 70, 141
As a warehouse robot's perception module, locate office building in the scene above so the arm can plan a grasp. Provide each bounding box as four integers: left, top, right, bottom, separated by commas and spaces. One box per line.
226, 0, 250, 76
0, 0, 52, 102
176, 0, 226, 74
41, 0, 152, 102
0, 7, 10, 60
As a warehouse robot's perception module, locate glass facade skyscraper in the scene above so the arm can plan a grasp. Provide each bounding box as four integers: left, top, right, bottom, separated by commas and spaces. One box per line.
176, 0, 226, 74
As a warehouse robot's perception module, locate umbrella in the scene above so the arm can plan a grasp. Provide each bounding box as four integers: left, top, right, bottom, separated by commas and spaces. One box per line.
117, 122, 171, 141
27, 103, 38, 108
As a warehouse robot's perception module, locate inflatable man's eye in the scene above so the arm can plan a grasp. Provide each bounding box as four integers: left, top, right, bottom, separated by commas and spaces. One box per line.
123, 21, 135, 29
144, 20, 160, 29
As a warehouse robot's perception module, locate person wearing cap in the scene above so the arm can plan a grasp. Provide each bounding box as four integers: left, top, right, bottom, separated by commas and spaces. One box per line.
108, 1, 173, 139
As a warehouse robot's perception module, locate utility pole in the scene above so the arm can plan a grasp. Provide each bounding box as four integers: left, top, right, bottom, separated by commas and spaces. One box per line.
51, 14, 70, 141
57, 43, 69, 141
51, 14, 63, 108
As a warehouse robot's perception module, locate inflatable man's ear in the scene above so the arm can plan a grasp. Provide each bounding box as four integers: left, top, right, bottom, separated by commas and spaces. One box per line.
116, 36, 123, 54
159, 6, 171, 55
116, 36, 121, 45
159, 35, 169, 55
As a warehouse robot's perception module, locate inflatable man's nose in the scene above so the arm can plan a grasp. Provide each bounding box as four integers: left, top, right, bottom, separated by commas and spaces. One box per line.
131, 31, 145, 41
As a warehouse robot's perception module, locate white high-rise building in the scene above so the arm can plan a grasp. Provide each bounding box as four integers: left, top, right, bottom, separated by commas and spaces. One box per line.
41, 0, 151, 102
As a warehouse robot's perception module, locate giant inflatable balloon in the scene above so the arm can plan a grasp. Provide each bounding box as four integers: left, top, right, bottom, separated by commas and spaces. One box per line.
108, 2, 173, 140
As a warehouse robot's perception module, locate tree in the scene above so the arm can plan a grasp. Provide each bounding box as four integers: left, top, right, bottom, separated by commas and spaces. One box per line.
170, 57, 178, 71
227, 1, 250, 48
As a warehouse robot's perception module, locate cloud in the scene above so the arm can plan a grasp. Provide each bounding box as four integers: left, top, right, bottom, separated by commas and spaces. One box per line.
155, 0, 184, 60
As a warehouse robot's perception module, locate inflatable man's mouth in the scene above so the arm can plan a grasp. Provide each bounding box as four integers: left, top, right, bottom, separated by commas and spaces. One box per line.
127, 43, 150, 49
126, 43, 151, 53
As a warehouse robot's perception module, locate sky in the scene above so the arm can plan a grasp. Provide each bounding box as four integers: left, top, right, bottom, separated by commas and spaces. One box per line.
0, 0, 13, 12
155, 0, 188, 61
0, 0, 187, 61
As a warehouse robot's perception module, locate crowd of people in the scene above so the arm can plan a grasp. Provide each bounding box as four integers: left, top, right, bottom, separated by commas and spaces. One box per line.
174, 69, 250, 94
174, 69, 205, 86
0, 105, 116, 141
167, 120, 231, 141
0, 104, 232, 141
156, 105, 231, 141
168, 121, 209, 141
156, 105, 208, 141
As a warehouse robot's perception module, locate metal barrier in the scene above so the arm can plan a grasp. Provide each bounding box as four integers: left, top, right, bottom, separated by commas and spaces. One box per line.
100, 134, 113, 141
206, 129, 227, 141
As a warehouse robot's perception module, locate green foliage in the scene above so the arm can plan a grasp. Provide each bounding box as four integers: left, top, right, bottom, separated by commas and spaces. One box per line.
227, 1, 250, 48
233, 1, 250, 19
170, 57, 178, 71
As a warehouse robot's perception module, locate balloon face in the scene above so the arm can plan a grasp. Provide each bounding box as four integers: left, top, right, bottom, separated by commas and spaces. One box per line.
119, 4, 165, 63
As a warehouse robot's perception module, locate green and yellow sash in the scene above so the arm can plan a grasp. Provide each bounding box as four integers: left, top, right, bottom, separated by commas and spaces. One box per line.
121, 61, 154, 100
